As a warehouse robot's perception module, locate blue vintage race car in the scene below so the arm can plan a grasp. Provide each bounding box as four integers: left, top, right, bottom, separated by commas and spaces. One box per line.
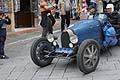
30, 14, 120, 74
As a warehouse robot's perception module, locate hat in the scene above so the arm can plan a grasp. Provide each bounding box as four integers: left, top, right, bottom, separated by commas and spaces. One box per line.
106, 4, 114, 12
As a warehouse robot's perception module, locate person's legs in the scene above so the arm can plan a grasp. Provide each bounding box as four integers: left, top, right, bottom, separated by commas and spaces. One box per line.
0, 38, 4, 55
0, 29, 6, 55
42, 26, 49, 37
0, 37, 5, 55
66, 11, 70, 27
0, 29, 8, 59
48, 17, 53, 34
61, 15, 66, 32
41, 15, 50, 37
48, 14, 56, 26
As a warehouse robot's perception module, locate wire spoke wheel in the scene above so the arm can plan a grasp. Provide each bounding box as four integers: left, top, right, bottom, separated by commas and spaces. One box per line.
77, 39, 100, 74
83, 44, 99, 69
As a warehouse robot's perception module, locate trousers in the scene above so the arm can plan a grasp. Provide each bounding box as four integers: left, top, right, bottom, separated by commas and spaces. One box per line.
0, 29, 6, 55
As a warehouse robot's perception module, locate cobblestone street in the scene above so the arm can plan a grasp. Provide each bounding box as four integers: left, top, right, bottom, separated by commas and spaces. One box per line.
1, 46, 120, 80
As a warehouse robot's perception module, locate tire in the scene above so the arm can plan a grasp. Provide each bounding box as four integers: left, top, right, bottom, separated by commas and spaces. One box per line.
77, 39, 100, 74
30, 37, 54, 67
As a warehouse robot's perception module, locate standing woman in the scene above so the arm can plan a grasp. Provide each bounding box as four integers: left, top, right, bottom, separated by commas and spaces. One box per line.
58, 0, 72, 32
39, 0, 55, 37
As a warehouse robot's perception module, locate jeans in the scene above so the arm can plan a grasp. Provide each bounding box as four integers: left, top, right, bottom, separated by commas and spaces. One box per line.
0, 29, 6, 55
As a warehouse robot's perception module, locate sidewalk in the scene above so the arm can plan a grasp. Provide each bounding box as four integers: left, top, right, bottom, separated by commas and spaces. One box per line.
7, 19, 61, 37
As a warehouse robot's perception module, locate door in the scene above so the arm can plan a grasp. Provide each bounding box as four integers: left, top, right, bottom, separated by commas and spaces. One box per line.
15, 0, 34, 28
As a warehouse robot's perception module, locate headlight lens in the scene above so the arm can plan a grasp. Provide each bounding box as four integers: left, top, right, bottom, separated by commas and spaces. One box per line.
66, 29, 78, 44
53, 41, 57, 46
70, 34, 78, 44
69, 43, 73, 48
47, 34, 54, 42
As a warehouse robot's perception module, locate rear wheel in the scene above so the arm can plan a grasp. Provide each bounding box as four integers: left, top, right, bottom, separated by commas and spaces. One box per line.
77, 39, 100, 74
30, 38, 54, 67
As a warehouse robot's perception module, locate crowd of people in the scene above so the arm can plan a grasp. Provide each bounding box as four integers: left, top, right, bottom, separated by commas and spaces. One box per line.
38, 0, 120, 37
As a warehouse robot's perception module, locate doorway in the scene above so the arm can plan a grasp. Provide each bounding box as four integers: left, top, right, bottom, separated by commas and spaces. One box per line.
15, 0, 34, 28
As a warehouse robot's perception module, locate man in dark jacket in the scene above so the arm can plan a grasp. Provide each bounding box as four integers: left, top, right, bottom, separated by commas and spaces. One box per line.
0, 10, 11, 59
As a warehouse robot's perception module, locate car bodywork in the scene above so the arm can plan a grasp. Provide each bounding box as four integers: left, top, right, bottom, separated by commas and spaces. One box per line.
30, 14, 119, 74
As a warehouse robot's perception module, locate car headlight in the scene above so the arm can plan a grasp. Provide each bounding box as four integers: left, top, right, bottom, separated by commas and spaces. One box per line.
70, 34, 78, 44
66, 29, 78, 44
69, 43, 73, 48
47, 34, 54, 42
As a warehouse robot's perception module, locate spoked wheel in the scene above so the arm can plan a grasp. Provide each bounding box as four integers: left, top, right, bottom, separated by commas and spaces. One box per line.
31, 38, 54, 67
77, 39, 100, 74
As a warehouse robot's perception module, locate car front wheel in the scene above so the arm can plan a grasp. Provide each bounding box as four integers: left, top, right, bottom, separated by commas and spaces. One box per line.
77, 39, 100, 74
30, 37, 54, 67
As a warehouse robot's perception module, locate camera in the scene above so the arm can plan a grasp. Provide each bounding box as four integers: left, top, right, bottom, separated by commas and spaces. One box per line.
2, 14, 8, 19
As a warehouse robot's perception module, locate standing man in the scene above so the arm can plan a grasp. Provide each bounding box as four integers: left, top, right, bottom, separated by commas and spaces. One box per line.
58, 0, 72, 32
0, 10, 11, 59
39, 0, 55, 37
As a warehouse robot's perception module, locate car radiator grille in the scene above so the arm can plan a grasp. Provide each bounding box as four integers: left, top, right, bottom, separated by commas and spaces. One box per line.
61, 32, 70, 48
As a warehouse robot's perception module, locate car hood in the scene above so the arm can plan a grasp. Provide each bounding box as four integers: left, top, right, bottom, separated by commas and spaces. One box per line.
69, 19, 101, 43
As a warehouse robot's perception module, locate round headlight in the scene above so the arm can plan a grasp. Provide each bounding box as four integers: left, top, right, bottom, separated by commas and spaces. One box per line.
70, 35, 78, 44
69, 43, 73, 48
47, 34, 54, 42
53, 41, 57, 46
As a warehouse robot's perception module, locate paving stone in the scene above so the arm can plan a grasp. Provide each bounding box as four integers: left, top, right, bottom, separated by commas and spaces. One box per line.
0, 66, 15, 80
114, 63, 120, 70
68, 77, 92, 80
17, 62, 38, 80
54, 59, 69, 70
63, 71, 92, 78
93, 74, 120, 80
32, 78, 48, 80
49, 69, 65, 78
92, 70, 120, 77
98, 62, 116, 71
48, 78, 67, 80
32, 75, 49, 80
65, 61, 79, 73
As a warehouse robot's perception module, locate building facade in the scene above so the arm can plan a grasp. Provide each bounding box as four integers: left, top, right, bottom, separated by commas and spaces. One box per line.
0, 0, 39, 32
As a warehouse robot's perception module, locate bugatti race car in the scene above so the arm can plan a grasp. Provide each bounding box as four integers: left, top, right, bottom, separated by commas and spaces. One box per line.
30, 14, 120, 74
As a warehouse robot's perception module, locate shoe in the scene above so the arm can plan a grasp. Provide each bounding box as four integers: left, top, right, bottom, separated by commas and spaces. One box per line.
0, 55, 9, 59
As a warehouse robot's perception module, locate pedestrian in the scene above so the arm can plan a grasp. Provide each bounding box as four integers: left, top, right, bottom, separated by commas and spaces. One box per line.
58, 0, 72, 32
71, 0, 77, 20
105, 3, 120, 28
39, 0, 56, 37
96, 0, 103, 13
0, 10, 11, 59
89, 0, 97, 12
